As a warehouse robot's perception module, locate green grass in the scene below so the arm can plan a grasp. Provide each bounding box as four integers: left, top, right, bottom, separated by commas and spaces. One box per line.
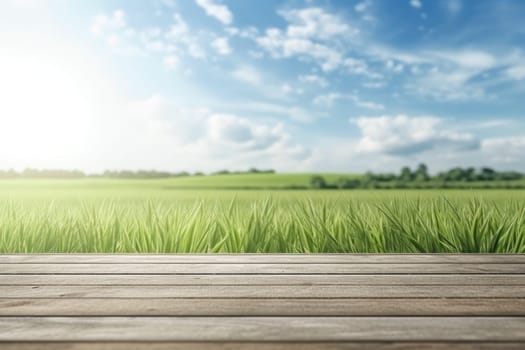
0, 179, 524, 253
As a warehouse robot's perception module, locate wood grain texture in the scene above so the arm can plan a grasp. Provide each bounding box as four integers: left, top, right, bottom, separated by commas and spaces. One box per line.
2, 254, 524, 264
2, 274, 524, 285
2, 285, 524, 298
2, 298, 524, 316
1, 253, 524, 347
1, 342, 525, 350
3, 263, 524, 274
1, 317, 525, 342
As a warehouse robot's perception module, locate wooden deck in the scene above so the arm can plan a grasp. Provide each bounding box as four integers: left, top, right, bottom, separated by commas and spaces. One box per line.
1, 254, 524, 349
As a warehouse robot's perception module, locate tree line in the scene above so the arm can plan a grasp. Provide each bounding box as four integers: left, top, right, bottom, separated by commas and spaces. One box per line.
0, 168, 275, 179
311, 164, 525, 189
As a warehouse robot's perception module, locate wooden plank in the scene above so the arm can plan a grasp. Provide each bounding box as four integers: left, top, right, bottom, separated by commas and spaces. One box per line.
2, 254, 525, 264
1, 342, 525, 350
2, 285, 524, 298
1, 317, 524, 341
2, 298, 524, 316
3, 263, 524, 274
3, 274, 523, 285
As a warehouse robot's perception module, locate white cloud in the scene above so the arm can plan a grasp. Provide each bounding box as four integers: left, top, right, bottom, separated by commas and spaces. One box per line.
228, 102, 315, 123
385, 59, 404, 73
233, 65, 262, 86
281, 84, 303, 95
257, 27, 344, 71
474, 119, 515, 129
313, 93, 343, 107
363, 81, 386, 89
314, 93, 384, 110
280, 7, 355, 40
166, 13, 189, 37
255, 7, 359, 72
482, 137, 525, 164
344, 58, 382, 78
90, 9, 126, 36
352, 115, 479, 155
90, 9, 144, 55
446, 0, 462, 15
211, 37, 231, 55
225, 26, 259, 39
195, 0, 233, 25
355, 1, 370, 13
348, 95, 385, 110
429, 50, 496, 70
208, 114, 282, 151
91, 11, 209, 63
123, 99, 311, 169
506, 65, 525, 80
298, 74, 329, 87
410, 0, 422, 9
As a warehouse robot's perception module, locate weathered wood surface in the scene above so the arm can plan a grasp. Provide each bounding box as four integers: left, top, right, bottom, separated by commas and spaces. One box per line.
2, 285, 524, 298
2, 273, 524, 285
3, 298, 525, 316
2, 317, 525, 341
2, 343, 525, 350
1, 254, 524, 349
3, 263, 524, 274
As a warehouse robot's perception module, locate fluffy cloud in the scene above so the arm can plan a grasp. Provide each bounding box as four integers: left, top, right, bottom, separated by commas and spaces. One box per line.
208, 114, 284, 152
352, 115, 479, 155
211, 37, 231, 55
298, 74, 329, 87
506, 65, 525, 80
255, 7, 359, 72
313, 93, 343, 107
91, 11, 209, 63
314, 93, 384, 110
91, 9, 126, 35
195, 0, 233, 25
410, 0, 422, 9
482, 137, 525, 164
355, 1, 371, 13
233, 65, 262, 85
280, 7, 355, 40
429, 50, 496, 70
446, 0, 463, 15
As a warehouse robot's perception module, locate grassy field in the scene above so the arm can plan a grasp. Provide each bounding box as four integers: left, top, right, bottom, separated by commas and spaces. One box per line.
0, 178, 524, 253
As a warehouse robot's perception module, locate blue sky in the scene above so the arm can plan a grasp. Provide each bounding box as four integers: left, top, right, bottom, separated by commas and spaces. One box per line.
0, 0, 524, 173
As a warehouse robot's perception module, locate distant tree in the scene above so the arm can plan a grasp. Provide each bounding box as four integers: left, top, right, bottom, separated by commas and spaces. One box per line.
480, 167, 496, 181
445, 167, 466, 182
399, 166, 413, 182
414, 163, 429, 182
336, 178, 361, 189
464, 167, 476, 182
310, 175, 327, 189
